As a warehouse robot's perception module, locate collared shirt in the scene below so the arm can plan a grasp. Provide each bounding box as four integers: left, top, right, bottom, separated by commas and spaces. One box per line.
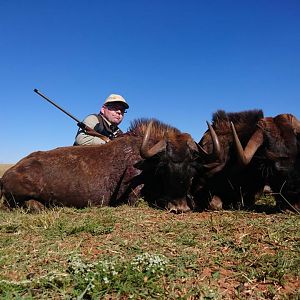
74, 114, 123, 146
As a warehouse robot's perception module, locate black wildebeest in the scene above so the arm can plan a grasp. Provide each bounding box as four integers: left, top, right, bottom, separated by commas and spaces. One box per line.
231, 113, 300, 212
194, 110, 300, 212
1, 119, 216, 213
193, 109, 265, 210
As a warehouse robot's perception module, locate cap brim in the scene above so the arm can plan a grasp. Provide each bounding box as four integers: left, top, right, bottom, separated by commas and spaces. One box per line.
105, 100, 129, 109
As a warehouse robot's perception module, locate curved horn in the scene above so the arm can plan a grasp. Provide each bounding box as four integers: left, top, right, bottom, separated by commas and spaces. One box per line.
206, 121, 221, 159
231, 122, 264, 166
187, 139, 199, 152
197, 143, 209, 155
140, 120, 167, 159
197, 121, 221, 158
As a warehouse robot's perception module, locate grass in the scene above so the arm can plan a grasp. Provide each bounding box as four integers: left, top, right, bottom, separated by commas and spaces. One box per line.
0, 163, 299, 298
0, 204, 299, 299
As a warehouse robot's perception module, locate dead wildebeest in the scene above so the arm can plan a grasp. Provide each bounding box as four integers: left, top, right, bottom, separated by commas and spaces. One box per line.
0, 119, 210, 213
136, 118, 220, 212
231, 113, 300, 212
193, 110, 300, 212
191, 109, 266, 210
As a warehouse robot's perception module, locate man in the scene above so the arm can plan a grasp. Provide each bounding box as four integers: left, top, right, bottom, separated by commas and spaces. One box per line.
74, 94, 129, 145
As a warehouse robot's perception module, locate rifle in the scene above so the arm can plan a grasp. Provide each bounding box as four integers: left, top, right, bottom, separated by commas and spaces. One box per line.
33, 89, 110, 143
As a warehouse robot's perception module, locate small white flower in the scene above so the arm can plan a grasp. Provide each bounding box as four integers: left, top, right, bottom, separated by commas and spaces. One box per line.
103, 276, 109, 284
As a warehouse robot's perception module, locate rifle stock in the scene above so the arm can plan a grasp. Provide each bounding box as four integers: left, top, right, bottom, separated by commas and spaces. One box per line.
77, 122, 110, 143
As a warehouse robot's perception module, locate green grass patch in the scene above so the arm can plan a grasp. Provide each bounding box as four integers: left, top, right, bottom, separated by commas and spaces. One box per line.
0, 205, 299, 299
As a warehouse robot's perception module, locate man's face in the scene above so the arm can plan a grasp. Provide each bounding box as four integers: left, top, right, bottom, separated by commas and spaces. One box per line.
101, 102, 127, 125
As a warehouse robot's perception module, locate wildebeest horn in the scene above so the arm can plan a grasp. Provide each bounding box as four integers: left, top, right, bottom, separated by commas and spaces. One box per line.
187, 139, 199, 152
231, 122, 264, 166
197, 121, 221, 159
140, 120, 167, 159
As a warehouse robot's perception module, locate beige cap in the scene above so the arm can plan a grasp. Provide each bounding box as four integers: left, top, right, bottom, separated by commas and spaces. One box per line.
103, 94, 129, 109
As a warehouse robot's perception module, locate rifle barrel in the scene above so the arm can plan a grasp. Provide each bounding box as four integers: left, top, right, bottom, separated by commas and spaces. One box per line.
33, 89, 81, 123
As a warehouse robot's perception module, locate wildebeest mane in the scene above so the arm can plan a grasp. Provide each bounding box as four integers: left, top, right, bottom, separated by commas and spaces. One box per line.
126, 118, 181, 139
212, 109, 264, 134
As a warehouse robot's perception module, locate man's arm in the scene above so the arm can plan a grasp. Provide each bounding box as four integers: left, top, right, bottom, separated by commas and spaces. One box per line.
74, 115, 110, 145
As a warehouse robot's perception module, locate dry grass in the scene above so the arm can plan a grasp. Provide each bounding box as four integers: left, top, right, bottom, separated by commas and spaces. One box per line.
0, 203, 299, 299
0, 164, 14, 177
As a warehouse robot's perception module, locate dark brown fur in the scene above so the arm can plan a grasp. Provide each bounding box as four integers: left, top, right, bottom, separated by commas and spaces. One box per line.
1, 119, 199, 212
195, 111, 300, 212
254, 114, 300, 211
194, 109, 265, 210
199, 109, 264, 175
127, 118, 181, 138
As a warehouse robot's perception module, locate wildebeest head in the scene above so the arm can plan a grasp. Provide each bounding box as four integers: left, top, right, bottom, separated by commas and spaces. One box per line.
229, 113, 300, 212
135, 120, 220, 213
199, 109, 264, 176
192, 109, 265, 210
232, 113, 300, 173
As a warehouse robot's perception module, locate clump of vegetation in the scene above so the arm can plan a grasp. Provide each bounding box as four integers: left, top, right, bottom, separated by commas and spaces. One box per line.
67, 253, 168, 298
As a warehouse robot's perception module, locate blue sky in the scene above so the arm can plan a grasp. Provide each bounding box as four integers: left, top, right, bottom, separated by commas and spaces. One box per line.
0, 0, 299, 163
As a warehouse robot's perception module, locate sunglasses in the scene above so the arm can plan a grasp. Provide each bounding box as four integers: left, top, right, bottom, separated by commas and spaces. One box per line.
105, 104, 127, 114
